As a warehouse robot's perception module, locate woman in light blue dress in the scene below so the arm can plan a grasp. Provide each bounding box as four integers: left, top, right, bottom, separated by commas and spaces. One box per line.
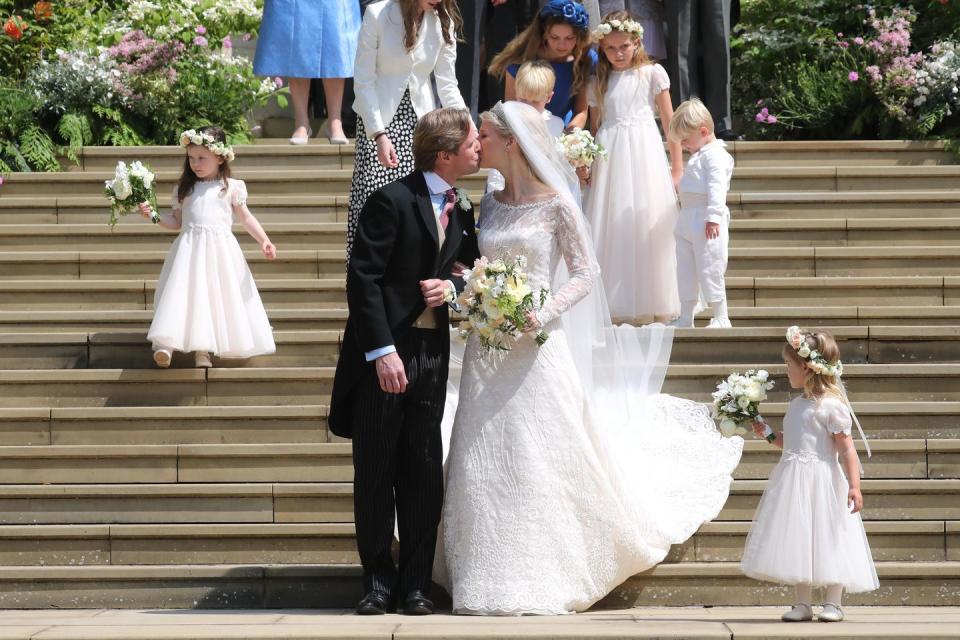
254, 0, 361, 144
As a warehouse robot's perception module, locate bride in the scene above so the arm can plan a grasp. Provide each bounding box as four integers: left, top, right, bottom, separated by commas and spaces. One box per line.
434, 101, 743, 615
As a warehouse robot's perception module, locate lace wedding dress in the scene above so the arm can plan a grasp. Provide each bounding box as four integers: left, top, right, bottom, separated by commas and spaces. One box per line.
435, 189, 743, 615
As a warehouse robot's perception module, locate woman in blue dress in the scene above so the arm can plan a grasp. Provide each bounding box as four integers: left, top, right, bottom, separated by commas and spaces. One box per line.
254, 0, 361, 144
488, 0, 596, 129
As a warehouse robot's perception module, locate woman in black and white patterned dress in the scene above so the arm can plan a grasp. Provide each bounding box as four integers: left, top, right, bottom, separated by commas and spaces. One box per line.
347, 0, 466, 264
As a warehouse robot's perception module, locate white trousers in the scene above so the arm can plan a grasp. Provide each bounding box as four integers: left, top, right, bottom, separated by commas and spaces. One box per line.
675, 209, 729, 303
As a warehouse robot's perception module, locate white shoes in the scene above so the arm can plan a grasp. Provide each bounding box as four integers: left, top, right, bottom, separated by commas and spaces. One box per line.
818, 603, 844, 622
321, 119, 348, 145
706, 316, 732, 329
194, 351, 213, 368
667, 318, 694, 328
781, 602, 813, 622
289, 126, 313, 145
153, 349, 172, 368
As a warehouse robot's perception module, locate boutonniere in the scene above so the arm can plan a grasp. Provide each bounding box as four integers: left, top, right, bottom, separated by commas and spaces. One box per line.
456, 187, 472, 211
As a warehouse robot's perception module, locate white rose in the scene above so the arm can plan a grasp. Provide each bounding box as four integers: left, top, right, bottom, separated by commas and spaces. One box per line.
737, 395, 751, 410
718, 419, 738, 437
746, 381, 765, 402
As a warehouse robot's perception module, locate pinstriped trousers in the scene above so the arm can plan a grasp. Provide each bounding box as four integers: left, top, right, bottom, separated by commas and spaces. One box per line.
351, 328, 447, 598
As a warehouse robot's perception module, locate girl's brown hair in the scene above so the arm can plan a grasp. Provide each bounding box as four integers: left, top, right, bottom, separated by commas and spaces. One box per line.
592, 11, 651, 119
488, 12, 592, 96
399, 0, 462, 52
781, 329, 845, 403
177, 125, 232, 204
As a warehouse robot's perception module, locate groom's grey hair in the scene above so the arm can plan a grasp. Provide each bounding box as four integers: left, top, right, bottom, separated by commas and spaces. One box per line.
413, 108, 474, 171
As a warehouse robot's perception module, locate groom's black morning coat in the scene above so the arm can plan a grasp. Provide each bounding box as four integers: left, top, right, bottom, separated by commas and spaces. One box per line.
329, 171, 480, 439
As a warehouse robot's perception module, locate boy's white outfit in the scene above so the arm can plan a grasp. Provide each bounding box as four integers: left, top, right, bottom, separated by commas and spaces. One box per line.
485, 111, 564, 195
675, 139, 734, 312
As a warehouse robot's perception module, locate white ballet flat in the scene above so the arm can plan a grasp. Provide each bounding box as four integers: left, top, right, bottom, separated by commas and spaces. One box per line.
194, 351, 213, 368
706, 317, 732, 329
153, 349, 172, 369
781, 602, 814, 622
818, 603, 844, 622
289, 126, 312, 145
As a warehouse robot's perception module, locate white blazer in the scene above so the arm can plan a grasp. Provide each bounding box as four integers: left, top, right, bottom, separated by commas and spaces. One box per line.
353, 0, 466, 139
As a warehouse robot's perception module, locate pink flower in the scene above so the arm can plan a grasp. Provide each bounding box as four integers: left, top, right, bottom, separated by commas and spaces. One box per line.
193, 35, 208, 47
838, 41, 850, 48
222, 35, 233, 49
848, 71, 859, 82
755, 112, 765, 122
836, 32, 844, 38
767, 115, 778, 124
195, 25, 206, 34
853, 37, 864, 45
274, 76, 284, 88
0, 176, 4, 185
242, 33, 252, 42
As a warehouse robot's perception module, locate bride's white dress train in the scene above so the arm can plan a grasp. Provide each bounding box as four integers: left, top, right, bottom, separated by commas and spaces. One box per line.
434, 190, 743, 615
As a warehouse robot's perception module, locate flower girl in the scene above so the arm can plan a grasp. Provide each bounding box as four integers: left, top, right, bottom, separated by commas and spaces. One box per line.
583, 12, 683, 324
140, 126, 277, 368
742, 327, 878, 622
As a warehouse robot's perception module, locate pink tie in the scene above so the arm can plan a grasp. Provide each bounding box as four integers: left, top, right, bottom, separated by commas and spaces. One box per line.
440, 189, 456, 231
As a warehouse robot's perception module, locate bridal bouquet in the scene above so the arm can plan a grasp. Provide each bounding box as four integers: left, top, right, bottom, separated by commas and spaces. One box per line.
104, 160, 160, 228
556, 128, 607, 169
711, 369, 776, 441
457, 255, 549, 353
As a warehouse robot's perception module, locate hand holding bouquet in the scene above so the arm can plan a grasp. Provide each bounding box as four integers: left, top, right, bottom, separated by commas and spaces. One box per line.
104, 160, 159, 228
711, 369, 776, 442
556, 129, 607, 170
457, 255, 549, 354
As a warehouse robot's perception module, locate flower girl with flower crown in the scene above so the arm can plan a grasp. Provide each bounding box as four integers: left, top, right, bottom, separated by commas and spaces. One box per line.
139, 126, 276, 368
582, 11, 683, 325
742, 327, 878, 623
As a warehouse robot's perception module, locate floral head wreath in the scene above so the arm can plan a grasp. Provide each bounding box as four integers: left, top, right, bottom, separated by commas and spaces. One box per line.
539, 0, 589, 31
785, 325, 843, 377
592, 17, 644, 41
179, 129, 236, 162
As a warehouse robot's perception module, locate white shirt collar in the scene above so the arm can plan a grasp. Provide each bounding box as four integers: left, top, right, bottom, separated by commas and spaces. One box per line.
697, 139, 727, 155
422, 170, 453, 196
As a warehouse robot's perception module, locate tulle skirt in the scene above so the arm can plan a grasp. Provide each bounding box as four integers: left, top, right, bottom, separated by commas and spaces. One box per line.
740, 458, 879, 593
148, 227, 276, 358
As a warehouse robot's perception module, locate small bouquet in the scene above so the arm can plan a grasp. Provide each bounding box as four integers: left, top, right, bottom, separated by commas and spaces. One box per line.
556, 128, 607, 169
711, 369, 776, 442
457, 255, 549, 354
104, 160, 159, 228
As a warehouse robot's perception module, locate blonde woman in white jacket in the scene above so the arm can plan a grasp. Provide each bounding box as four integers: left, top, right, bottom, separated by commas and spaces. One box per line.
346, 0, 467, 265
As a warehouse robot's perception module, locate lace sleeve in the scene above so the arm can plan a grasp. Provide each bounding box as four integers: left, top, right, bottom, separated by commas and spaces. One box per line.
650, 63, 671, 96
537, 198, 594, 326
170, 185, 182, 212
818, 397, 853, 435
230, 179, 248, 206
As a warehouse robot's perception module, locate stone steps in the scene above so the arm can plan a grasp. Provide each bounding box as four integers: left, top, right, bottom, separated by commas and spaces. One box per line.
0, 518, 950, 568
0, 479, 956, 525
0, 561, 955, 608
4, 167, 960, 198
6, 191, 960, 225
0, 326, 958, 370
7, 246, 960, 280
2, 401, 954, 446
0, 363, 958, 407
1, 276, 959, 310
0, 438, 952, 485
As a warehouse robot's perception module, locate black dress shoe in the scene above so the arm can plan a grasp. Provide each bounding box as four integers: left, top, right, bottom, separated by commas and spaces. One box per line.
356, 590, 390, 615
717, 128, 745, 142
403, 590, 434, 615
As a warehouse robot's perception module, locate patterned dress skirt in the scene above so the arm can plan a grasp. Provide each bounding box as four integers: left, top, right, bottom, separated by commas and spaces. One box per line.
346, 90, 418, 265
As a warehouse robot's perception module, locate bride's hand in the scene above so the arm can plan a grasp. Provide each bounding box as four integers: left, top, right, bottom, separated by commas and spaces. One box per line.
522, 310, 541, 332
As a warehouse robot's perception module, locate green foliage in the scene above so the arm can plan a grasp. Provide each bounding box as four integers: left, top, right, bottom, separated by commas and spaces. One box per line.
57, 113, 93, 163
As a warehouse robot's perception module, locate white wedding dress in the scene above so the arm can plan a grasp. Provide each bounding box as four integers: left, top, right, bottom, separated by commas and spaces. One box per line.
435, 187, 743, 615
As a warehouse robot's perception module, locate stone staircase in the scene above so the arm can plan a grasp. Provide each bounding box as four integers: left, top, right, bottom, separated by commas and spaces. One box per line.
0, 140, 958, 611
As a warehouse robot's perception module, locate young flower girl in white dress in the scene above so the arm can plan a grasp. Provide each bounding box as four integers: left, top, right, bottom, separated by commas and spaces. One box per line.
583, 12, 683, 324
141, 126, 277, 368
742, 327, 879, 623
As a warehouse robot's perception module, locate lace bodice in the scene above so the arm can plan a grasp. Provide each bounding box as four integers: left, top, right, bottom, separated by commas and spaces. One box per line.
781, 396, 853, 464
588, 64, 670, 125
171, 178, 247, 232
477, 192, 593, 326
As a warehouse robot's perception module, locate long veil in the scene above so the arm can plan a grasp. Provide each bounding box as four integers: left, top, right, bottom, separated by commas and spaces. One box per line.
442, 101, 676, 455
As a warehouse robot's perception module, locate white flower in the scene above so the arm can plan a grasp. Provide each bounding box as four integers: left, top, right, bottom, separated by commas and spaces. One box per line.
718, 418, 738, 437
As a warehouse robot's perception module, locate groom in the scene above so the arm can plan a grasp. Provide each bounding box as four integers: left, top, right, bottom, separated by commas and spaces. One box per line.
329, 107, 481, 616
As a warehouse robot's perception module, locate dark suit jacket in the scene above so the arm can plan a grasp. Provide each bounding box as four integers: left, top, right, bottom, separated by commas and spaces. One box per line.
328, 171, 480, 438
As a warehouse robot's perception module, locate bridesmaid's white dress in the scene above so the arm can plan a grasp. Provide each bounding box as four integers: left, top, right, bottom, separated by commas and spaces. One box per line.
148, 178, 275, 358
435, 192, 742, 615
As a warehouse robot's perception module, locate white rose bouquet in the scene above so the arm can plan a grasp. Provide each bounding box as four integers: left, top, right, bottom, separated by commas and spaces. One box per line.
457, 255, 549, 354
711, 369, 776, 442
104, 160, 159, 228
556, 128, 607, 169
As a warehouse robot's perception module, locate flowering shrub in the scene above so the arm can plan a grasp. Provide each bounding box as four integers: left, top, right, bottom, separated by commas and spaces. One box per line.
734, 0, 960, 140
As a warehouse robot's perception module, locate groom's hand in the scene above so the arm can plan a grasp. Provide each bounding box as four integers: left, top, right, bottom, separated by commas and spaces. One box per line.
420, 279, 450, 308
376, 352, 407, 394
